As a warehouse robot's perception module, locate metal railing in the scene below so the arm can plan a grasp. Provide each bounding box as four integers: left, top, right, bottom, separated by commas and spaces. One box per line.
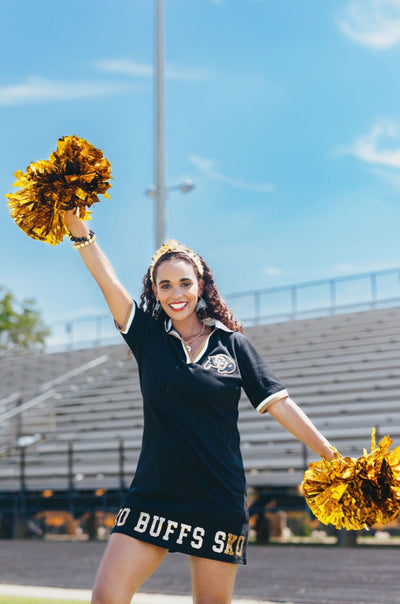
228, 267, 400, 326
45, 266, 400, 350
0, 356, 109, 454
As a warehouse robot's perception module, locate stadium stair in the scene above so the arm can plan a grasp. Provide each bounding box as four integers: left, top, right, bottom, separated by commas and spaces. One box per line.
0, 306, 399, 493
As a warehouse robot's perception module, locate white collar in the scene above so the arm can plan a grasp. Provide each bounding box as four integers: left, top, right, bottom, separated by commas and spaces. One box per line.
164, 317, 232, 334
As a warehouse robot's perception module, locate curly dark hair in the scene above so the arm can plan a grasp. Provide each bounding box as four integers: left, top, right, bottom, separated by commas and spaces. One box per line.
139, 251, 243, 333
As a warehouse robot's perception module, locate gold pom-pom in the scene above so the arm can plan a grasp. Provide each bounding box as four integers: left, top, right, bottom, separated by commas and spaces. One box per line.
302, 428, 400, 530
5, 135, 111, 246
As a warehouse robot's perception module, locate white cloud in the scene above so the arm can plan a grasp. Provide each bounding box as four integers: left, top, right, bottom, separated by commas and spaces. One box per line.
264, 267, 283, 276
95, 59, 208, 81
166, 65, 208, 81
336, 120, 400, 168
338, 0, 400, 49
189, 154, 274, 193
0, 76, 128, 106
95, 60, 153, 78
371, 166, 400, 187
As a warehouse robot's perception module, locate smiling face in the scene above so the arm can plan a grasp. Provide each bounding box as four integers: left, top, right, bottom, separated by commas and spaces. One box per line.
152, 256, 203, 329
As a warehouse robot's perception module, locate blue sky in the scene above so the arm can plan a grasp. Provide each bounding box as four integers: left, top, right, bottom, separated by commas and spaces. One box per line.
1, 0, 400, 342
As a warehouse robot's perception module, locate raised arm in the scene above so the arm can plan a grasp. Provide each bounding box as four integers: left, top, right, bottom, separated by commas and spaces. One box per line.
268, 396, 336, 460
65, 210, 133, 330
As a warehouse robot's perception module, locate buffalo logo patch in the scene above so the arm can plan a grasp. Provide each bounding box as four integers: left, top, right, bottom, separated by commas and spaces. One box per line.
203, 354, 236, 374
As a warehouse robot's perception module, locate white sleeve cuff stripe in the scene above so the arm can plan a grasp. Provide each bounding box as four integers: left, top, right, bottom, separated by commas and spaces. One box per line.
256, 389, 288, 414
118, 302, 136, 334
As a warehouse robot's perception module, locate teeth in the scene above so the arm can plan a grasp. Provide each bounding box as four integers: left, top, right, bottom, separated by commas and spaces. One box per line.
170, 302, 186, 310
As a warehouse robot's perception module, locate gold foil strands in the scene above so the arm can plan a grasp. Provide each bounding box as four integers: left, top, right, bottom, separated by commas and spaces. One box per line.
302, 428, 400, 530
5, 135, 111, 245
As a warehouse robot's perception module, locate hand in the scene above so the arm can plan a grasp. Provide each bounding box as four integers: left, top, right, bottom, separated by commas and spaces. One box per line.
323, 446, 340, 462
65, 208, 90, 238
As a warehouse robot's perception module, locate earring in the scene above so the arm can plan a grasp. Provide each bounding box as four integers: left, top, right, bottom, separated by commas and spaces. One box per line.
153, 300, 161, 319
196, 297, 207, 312
196, 296, 214, 325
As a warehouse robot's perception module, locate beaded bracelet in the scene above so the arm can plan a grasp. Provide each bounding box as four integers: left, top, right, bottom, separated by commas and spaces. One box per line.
71, 231, 97, 250
69, 230, 94, 243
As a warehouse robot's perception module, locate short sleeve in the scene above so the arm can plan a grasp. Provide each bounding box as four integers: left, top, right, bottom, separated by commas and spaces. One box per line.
117, 301, 153, 363
234, 334, 288, 414
116, 301, 136, 335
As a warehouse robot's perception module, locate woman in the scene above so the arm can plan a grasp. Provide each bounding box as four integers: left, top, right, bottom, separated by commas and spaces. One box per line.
66, 210, 336, 604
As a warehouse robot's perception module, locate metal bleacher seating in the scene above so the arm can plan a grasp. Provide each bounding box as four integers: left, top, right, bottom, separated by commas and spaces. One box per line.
0, 306, 399, 494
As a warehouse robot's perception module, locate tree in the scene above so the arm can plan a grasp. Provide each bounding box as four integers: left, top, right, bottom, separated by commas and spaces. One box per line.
0, 288, 50, 352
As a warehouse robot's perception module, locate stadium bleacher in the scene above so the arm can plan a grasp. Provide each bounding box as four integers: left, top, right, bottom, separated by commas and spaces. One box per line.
0, 305, 399, 505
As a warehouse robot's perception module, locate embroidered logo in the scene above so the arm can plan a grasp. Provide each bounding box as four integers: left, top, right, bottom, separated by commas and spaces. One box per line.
203, 354, 236, 374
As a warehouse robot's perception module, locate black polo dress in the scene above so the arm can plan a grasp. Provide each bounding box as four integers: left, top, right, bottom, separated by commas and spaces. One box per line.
111, 302, 287, 564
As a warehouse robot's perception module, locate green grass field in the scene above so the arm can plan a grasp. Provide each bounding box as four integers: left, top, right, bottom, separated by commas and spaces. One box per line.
0, 597, 89, 604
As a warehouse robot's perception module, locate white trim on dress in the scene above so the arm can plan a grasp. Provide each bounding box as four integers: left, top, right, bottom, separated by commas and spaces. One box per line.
118, 302, 136, 334
256, 389, 289, 414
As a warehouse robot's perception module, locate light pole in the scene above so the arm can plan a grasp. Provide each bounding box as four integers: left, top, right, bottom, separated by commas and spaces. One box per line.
149, 0, 194, 248
155, 0, 165, 249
